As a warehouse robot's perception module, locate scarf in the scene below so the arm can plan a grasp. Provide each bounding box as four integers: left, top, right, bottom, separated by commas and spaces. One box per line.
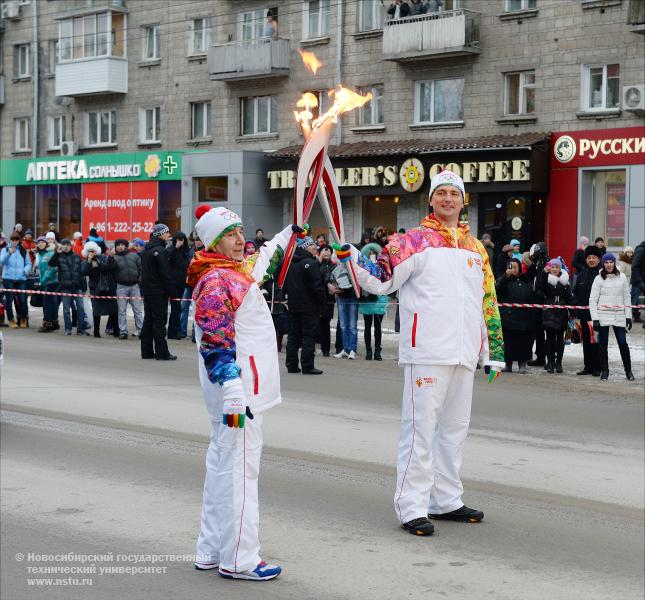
186, 251, 254, 288
420, 214, 470, 237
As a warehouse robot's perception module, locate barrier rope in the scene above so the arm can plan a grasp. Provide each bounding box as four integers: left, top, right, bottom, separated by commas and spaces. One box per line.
1, 287, 643, 310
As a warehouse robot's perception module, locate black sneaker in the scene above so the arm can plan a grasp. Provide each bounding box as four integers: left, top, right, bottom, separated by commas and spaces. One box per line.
302, 368, 323, 375
429, 505, 483, 523
401, 517, 434, 536
156, 354, 177, 361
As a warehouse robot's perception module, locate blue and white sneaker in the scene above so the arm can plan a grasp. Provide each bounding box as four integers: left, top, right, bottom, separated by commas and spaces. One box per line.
219, 561, 282, 581
194, 561, 219, 571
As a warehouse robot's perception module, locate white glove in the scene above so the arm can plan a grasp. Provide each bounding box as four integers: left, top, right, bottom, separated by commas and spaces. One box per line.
221, 379, 246, 428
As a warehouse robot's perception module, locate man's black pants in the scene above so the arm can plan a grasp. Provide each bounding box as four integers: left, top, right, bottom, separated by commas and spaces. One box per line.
286, 311, 318, 372
141, 294, 171, 359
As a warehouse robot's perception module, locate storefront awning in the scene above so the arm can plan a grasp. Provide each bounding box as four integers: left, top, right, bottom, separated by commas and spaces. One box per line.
268, 132, 549, 160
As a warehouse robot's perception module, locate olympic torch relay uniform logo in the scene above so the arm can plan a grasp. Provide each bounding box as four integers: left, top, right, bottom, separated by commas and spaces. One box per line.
144, 154, 162, 178
554, 136, 576, 163
415, 377, 438, 388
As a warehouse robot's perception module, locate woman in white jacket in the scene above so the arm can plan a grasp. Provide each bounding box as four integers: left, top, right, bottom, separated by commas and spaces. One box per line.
589, 253, 634, 381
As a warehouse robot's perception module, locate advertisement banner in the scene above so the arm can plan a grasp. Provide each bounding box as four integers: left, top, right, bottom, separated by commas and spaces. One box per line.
81, 181, 158, 242
606, 182, 626, 243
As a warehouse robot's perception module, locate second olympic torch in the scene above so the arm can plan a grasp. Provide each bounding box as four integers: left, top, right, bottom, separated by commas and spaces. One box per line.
277, 51, 372, 298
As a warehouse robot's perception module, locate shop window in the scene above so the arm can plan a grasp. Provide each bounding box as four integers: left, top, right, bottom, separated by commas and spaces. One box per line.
358, 85, 384, 126
191, 17, 212, 54
59, 184, 82, 238
305, 0, 331, 39
142, 24, 160, 61
86, 110, 117, 146
49, 116, 67, 150
197, 177, 228, 203
14, 118, 31, 152
159, 181, 181, 234
363, 195, 398, 236
414, 78, 464, 124
15, 186, 36, 234
241, 95, 277, 136
582, 64, 620, 111
505, 0, 536, 10
191, 102, 212, 139
504, 71, 535, 115
14, 44, 30, 78
581, 169, 626, 249
36, 185, 59, 237
139, 107, 161, 143
359, 0, 384, 32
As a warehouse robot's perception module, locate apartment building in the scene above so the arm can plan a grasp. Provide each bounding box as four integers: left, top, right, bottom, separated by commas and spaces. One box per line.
1, 0, 643, 258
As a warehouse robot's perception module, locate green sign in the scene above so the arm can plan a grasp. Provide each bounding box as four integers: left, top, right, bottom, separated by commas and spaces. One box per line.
0, 151, 184, 186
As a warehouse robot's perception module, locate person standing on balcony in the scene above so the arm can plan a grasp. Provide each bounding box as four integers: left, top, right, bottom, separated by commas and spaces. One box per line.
265, 10, 278, 38
409, 0, 429, 16
427, 0, 444, 12
387, 0, 411, 20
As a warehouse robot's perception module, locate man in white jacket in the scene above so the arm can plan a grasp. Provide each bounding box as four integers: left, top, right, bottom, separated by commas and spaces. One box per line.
335, 170, 505, 536
188, 204, 301, 580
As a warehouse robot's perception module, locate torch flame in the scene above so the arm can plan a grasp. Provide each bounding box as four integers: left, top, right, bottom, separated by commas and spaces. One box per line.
293, 92, 320, 134
297, 49, 322, 75
312, 86, 373, 129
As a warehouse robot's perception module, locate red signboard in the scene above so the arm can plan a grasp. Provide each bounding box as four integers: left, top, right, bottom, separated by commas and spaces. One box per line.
551, 126, 645, 168
81, 181, 158, 242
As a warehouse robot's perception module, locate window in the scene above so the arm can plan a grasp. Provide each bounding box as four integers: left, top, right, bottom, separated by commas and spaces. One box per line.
241, 96, 277, 135
15, 44, 30, 78
48, 40, 59, 73
505, 0, 536, 10
305, 0, 330, 39
358, 85, 384, 125
192, 17, 212, 54
504, 71, 535, 115
49, 116, 67, 149
241, 9, 266, 41
414, 79, 464, 124
580, 169, 627, 248
359, 0, 384, 32
140, 107, 161, 143
15, 118, 31, 151
86, 110, 117, 146
58, 12, 118, 62
191, 102, 212, 139
142, 24, 160, 60
582, 64, 620, 111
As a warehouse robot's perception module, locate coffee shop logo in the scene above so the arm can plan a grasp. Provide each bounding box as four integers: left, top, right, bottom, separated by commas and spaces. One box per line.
399, 158, 425, 193
554, 136, 576, 163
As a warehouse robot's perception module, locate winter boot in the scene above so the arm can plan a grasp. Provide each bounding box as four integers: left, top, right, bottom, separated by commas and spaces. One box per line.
19, 317, 28, 328
600, 346, 609, 380
633, 308, 642, 323
8, 319, 19, 329
518, 362, 528, 374
374, 348, 382, 361
365, 346, 373, 360
51, 320, 60, 331
555, 348, 564, 373
545, 354, 555, 373
501, 362, 512, 373
619, 344, 635, 381
38, 320, 52, 333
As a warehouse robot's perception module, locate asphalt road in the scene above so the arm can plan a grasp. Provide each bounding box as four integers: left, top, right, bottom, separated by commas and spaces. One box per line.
1, 327, 644, 599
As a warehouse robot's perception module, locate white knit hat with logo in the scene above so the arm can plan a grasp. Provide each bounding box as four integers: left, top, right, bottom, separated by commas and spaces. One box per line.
194, 205, 243, 250
429, 169, 465, 200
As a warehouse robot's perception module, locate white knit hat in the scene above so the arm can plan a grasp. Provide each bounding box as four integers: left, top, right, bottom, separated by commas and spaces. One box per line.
428, 169, 465, 200
194, 205, 243, 250
45, 231, 56, 241
82, 241, 102, 257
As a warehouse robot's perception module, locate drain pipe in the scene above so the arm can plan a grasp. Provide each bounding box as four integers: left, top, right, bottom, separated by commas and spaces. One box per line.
335, 0, 343, 146
31, 0, 39, 157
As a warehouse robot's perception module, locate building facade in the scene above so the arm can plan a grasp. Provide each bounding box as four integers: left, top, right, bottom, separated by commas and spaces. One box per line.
1, 0, 643, 256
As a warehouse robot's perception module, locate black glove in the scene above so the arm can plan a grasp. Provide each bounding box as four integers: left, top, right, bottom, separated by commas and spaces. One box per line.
291, 224, 305, 235
626, 318, 632, 331
592, 320, 600, 332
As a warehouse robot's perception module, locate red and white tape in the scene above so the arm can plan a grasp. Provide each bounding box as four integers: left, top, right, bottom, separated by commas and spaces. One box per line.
1, 287, 643, 310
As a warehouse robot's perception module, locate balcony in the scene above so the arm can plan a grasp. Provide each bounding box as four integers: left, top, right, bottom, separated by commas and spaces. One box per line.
55, 56, 127, 96
382, 10, 480, 62
208, 38, 290, 82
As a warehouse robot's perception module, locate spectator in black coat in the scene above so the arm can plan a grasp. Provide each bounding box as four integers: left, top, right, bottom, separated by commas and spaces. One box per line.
81, 241, 118, 338
494, 244, 514, 279
283, 237, 325, 375
571, 236, 590, 276
539, 258, 573, 373
318, 245, 337, 357
495, 258, 534, 373
49, 238, 88, 336
526, 241, 550, 366
140, 224, 176, 360
253, 229, 266, 249
387, 0, 410, 19
572, 245, 603, 375
167, 231, 190, 339
631, 241, 645, 326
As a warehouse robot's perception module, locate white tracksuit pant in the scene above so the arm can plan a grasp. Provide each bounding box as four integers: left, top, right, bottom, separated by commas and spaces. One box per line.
196, 412, 264, 573
394, 364, 475, 524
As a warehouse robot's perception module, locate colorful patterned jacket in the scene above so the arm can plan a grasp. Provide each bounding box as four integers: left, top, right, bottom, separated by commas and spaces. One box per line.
350, 215, 505, 370
188, 226, 291, 417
